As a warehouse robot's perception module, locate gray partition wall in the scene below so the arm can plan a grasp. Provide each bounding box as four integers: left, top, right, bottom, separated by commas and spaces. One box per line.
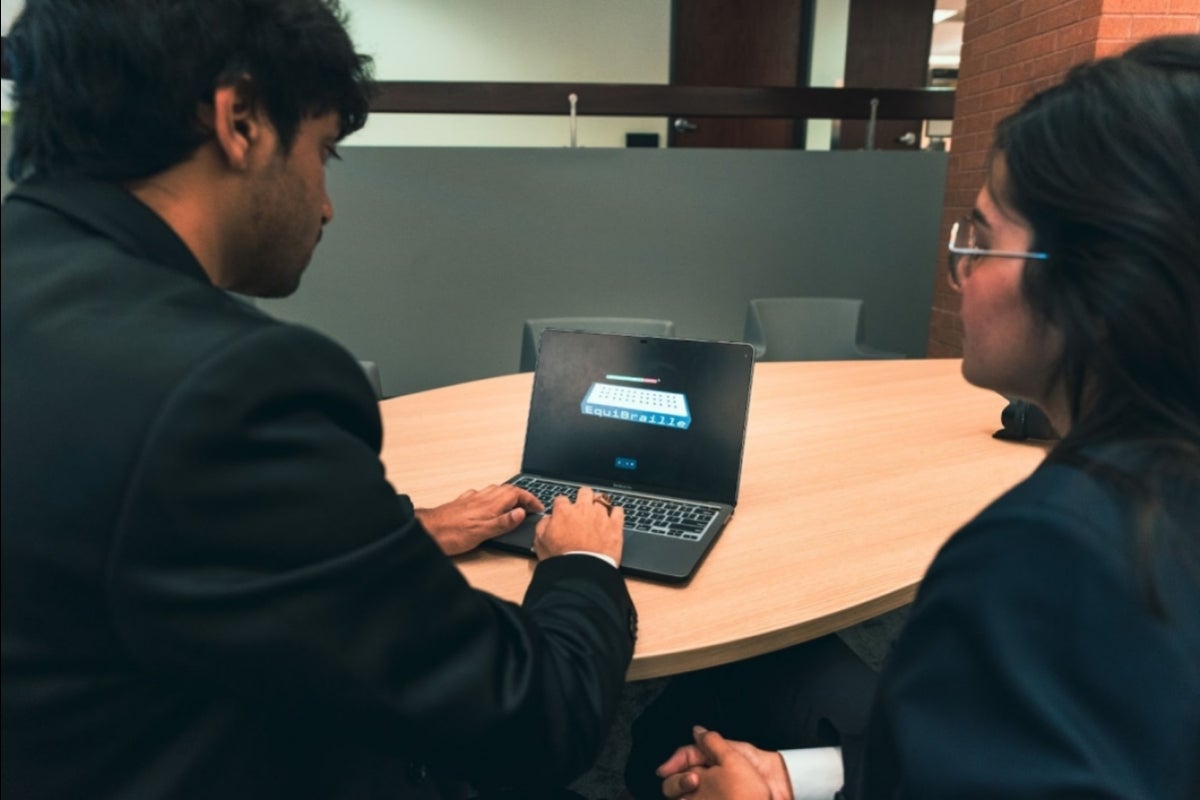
259, 147, 948, 397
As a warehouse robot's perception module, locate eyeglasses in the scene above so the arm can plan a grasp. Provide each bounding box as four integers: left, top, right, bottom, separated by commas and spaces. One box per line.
947, 218, 1049, 291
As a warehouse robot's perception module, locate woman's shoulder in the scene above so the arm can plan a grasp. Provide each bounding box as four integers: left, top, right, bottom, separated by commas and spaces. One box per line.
924, 443, 1199, 638
885, 443, 1200, 800
977, 458, 1120, 529
953, 440, 1196, 559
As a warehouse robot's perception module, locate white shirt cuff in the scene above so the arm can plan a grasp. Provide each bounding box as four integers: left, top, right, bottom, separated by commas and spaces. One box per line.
780, 746, 843, 800
563, 550, 618, 569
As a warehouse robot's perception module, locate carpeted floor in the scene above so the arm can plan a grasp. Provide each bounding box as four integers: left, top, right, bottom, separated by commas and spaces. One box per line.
567, 605, 910, 799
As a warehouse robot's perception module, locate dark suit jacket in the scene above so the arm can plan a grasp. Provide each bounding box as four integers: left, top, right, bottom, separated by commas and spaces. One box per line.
1, 178, 637, 799
852, 451, 1200, 799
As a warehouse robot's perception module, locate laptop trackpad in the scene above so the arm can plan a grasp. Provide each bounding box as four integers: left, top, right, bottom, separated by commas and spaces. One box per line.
487, 515, 538, 554
487, 516, 711, 584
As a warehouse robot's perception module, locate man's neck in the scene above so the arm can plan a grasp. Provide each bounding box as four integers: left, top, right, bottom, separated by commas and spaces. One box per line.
125, 147, 236, 290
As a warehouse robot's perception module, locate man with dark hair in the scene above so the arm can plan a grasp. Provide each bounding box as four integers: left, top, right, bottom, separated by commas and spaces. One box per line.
0, 2, 635, 798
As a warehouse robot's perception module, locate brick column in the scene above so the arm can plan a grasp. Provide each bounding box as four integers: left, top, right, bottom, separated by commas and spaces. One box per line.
926, 0, 1199, 357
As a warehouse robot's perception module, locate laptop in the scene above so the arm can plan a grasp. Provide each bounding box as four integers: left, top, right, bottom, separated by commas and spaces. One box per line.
487, 329, 755, 583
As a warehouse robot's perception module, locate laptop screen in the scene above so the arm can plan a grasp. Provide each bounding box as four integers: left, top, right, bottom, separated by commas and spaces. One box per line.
521, 331, 755, 505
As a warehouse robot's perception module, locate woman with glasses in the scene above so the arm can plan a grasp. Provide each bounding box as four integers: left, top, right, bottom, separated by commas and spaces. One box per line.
630, 34, 1199, 800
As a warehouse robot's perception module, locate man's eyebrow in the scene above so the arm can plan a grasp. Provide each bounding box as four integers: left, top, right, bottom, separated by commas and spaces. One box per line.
970, 207, 991, 228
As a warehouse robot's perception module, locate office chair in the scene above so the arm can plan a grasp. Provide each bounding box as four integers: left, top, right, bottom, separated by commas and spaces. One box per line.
742, 297, 905, 361
519, 317, 676, 372
357, 360, 384, 400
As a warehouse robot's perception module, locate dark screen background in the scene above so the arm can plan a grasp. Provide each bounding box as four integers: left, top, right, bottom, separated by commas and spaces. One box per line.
521, 331, 755, 504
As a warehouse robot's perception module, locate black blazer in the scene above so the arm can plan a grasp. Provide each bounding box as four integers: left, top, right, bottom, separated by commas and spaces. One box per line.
1, 178, 636, 799
852, 453, 1200, 799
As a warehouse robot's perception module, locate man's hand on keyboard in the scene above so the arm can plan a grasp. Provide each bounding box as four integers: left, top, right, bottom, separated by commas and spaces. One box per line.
416, 484, 544, 556
534, 486, 625, 566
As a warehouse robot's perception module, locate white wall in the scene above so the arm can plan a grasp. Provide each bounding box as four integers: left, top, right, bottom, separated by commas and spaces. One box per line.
2, 0, 872, 149
0, 0, 19, 28
805, 0, 851, 150
1, 0, 22, 115
341, 0, 672, 148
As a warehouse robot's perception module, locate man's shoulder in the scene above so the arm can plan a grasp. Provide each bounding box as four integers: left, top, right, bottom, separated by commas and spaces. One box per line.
2, 178, 367, 426
2, 176, 330, 362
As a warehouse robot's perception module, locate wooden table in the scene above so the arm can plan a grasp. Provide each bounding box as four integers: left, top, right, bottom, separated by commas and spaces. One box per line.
380, 359, 1047, 680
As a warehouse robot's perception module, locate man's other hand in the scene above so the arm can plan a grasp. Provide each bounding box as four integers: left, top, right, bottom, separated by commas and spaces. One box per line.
416, 484, 544, 556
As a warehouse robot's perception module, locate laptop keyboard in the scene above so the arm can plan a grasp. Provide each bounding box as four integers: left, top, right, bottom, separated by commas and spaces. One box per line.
511, 477, 718, 542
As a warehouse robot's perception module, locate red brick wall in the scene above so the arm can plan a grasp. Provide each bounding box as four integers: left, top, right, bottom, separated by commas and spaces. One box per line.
925, 0, 1200, 357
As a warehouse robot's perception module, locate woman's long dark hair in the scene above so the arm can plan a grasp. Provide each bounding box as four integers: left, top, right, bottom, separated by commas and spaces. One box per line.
989, 35, 1200, 612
